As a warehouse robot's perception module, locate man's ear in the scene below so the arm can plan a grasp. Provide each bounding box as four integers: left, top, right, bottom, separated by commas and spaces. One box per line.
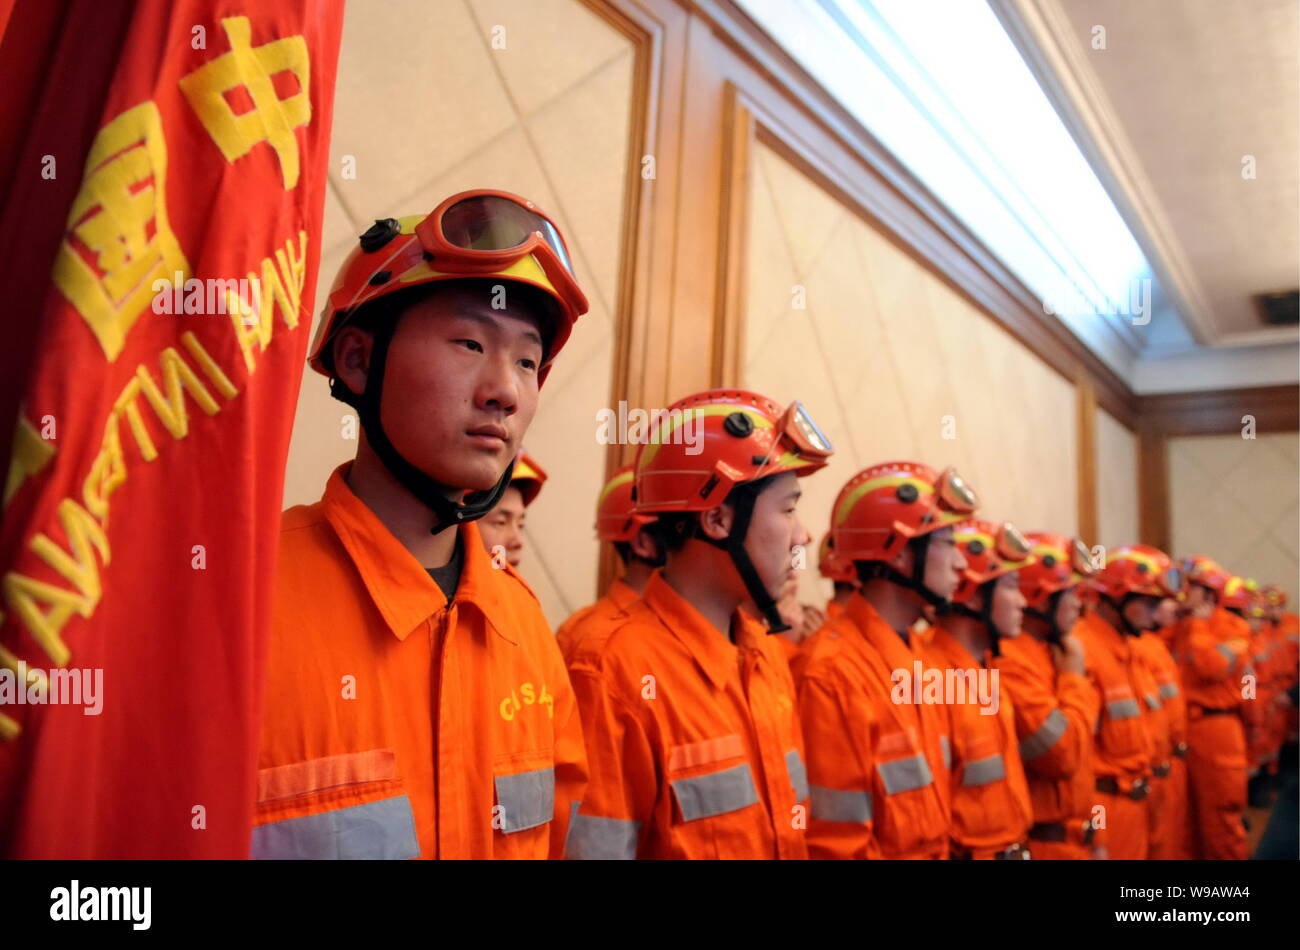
698, 501, 734, 542
630, 525, 660, 561
886, 541, 912, 575
333, 325, 373, 398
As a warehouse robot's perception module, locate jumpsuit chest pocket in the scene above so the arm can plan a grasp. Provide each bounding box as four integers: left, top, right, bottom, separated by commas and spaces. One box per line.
252, 749, 420, 860
665, 734, 768, 858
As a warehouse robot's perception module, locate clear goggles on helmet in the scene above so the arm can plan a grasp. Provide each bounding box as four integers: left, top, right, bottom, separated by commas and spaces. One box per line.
1070, 538, 1097, 578
1159, 566, 1183, 597
414, 190, 586, 314
935, 467, 979, 514
994, 522, 1032, 562
775, 401, 834, 460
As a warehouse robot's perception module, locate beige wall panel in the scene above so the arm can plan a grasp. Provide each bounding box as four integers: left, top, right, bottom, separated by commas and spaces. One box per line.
1096, 409, 1139, 550
1170, 432, 1299, 604
283, 0, 635, 630
745, 144, 1076, 604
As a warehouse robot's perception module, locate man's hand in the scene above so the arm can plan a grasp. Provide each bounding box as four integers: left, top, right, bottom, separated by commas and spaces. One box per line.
1051, 634, 1086, 678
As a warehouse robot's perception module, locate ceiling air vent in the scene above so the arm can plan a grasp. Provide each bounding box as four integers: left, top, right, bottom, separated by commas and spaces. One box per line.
1254, 290, 1298, 326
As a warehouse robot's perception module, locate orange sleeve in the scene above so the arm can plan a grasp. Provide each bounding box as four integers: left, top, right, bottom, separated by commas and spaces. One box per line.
554, 605, 595, 664
564, 663, 657, 860
797, 671, 881, 860
998, 654, 1095, 781
1186, 616, 1245, 682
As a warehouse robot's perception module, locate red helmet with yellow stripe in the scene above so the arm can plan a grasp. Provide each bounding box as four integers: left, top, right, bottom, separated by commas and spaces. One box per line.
1089, 545, 1181, 601
632, 390, 832, 514
510, 452, 547, 507
830, 461, 978, 563
1221, 576, 1258, 612
951, 519, 1035, 605
1017, 532, 1095, 609
596, 464, 656, 542
1183, 555, 1231, 593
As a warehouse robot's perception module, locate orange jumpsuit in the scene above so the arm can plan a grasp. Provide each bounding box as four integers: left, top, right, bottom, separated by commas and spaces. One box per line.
1072, 612, 1153, 860
995, 634, 1101, 859
795, 594, 951, 859
255, 465, 587, 859
555, 577, 640, 663
1139, 628, 1193, 859
1175, 608, 1251, 860
565, 572, 808, 859
1279, 612, 1300, 744
1130, 632, 1178, 859
924, 628, 1033, 859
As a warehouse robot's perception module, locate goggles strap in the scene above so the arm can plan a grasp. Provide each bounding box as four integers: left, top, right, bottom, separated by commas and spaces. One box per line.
697, 481, 791, 635
345, 312, 512, 535
978, 579, 1006, 658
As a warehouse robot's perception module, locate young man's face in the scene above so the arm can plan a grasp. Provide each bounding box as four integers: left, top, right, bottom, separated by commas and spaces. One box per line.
378, 283, 546, 495
989, 571, 1026, 637
740, 472, 812, 603
1054, 587, 1082, 634
1122, 594, 1161, 632
920, 526, 965, 601
478, 486, 526, 568
1185, 583, 1211, 609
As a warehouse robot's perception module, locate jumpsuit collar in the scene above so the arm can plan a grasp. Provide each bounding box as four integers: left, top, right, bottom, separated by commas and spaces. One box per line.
641, 571, 767, 692
319, 464, 521, 645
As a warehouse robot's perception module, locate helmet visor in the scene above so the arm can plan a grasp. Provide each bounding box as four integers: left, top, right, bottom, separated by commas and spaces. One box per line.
778, 401, 834, 459
996, 522, 1032, 562
1071, 538, 1096, 578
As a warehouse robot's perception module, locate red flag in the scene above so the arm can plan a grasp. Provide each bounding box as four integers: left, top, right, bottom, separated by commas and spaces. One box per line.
0, 0, 344, 858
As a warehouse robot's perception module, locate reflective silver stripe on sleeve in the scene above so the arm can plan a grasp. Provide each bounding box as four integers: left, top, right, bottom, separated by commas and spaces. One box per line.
1215, 643, 1237, 665
671, 763, 759, 821
252, 795, 420, 860
1158, 682, 1178, 700
566, 811, 640, 860
877, 753, 934, 795
495, 766, 555, 834
939, 736, 952, 770
1107, 698, 1141, 720
785, 749, 809, 802
809, 785, 872, 824
1144, 693, 1162, 710
961, 753, 1007, 787
1019, 708, 1068, 762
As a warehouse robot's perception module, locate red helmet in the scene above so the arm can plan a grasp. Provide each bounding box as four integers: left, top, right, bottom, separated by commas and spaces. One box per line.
951, 519, 1035, 604
510, 452, 547, 507
830, 461, 979, 563
1089, 545, 1181, 601
818, 532, 857, 585
595, 464, 656, 542
1017, 532, 1095, 609
308, 189, 588, 387
1221, 576, 1258, 612
632, 390, 833, 514
1183, 555, 1230, 593
1261, 584, 1288, 609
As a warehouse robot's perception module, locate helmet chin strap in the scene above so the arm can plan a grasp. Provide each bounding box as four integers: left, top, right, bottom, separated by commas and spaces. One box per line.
696, 481, 791, 635
332, 316, 513, 535
876, 532, 950, 611
1026, 589, 1067, 646
948, 579, 1007, 657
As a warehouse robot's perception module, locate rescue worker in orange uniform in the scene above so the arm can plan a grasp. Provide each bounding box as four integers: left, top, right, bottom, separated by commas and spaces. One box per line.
477, 451, 546, 569
1072, 546, 1180, 860
1262, 585, 1299, 768
1223, 579, 1274, 806
555, 463, 659, 662
995, 532, 1102, 860
1175, 556, 1251, 860
1138, 582, 1192, 859
925, 519, 1036, 859
565, 390, 832, 859
1140, 594, 1194, 859
796, 461, 976, 859
256, 191, 589, 859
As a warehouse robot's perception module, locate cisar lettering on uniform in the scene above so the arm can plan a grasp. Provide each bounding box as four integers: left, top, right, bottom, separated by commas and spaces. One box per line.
499, 682, 555, 720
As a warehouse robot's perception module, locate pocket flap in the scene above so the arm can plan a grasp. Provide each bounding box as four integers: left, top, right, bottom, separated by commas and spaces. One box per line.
671, 762, 759, 821
495, 765, 556, 834
252, 794, 419, 860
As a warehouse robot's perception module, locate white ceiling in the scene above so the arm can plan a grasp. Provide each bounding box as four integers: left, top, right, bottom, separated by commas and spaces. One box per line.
990, 0, 1300, 389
